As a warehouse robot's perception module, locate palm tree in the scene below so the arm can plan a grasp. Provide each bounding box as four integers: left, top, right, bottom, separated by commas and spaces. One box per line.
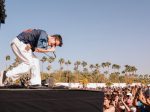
104, 71, 109, 76
101, 62, 106, 69
105, 62, 111, 71
95, 63, 100, 72
58, 58, 65, 70
74, 61, 81, 82
131, 66, 137, 76
47, 56, 55, 63
93, 63, 100, 83
102, 62, 111, 78
139, 74, 143, 79
124, 65, 130, 76
112, 64, 121, 73
144, 74, 148, 79
58, 58, 65, 82
81, 61, 87, 71
5, 55, 10, 70
65, 60, 71, 70
112, 64, 121, 83
101, 62, 106, 76
46, 56, 55, 75
40, 56, 47, 73
74, 61, 81, 71
65, 60, 71, 82
89, 64, 94, 72
47, 65, 52, 74
83, 68, 88, 73
124, 65, 137, 76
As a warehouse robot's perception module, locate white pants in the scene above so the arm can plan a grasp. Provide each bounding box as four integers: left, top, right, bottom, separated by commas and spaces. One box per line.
6, 37, 41, 85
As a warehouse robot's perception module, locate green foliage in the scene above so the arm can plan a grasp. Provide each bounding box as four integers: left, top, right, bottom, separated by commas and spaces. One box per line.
4, 55, 150, 85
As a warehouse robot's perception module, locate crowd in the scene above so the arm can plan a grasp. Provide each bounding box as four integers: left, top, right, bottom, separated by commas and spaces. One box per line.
102, 86, 150, 112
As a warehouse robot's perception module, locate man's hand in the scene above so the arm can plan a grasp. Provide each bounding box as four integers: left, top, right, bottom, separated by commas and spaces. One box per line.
48, 46, 56, 52
35, 46, 56, 53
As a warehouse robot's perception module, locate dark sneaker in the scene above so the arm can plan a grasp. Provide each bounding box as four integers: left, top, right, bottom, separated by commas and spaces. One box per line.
28, 84, 49, 89
28, 84, 41, 89
0, 71, 7, 86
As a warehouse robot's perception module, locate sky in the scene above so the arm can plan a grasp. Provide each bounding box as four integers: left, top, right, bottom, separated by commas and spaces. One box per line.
0, 0, 150, 74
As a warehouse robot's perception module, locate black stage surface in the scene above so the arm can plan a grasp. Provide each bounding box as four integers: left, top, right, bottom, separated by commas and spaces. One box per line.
0, 88, 104, 112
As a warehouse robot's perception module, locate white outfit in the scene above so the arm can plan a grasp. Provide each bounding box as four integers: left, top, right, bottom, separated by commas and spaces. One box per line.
6, 37, 41, 85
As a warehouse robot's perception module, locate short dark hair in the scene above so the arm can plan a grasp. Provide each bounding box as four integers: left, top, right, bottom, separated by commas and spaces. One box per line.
51, 34, 63, 47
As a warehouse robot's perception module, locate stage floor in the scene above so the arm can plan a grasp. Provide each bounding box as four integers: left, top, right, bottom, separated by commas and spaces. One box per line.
0, 88, 104, 112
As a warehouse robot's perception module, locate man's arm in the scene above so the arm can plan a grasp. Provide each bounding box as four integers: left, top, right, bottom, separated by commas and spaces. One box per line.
25, 43, 56, 53
139, 94, 150, 106
121, 97, 131, 112
34, 46, 56, 53
138, 90, 150, 106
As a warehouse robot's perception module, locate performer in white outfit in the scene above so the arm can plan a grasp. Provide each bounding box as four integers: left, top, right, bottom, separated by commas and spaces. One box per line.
0, 29, 63, 86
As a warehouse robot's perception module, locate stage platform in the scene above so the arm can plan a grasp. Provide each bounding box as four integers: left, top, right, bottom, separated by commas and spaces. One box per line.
0, 88, 104, 112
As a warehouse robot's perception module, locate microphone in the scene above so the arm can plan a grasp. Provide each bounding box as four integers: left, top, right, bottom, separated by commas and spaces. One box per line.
43, 52, 56, 59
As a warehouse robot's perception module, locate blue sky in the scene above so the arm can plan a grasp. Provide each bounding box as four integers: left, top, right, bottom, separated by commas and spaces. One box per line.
0, 0, 150, 74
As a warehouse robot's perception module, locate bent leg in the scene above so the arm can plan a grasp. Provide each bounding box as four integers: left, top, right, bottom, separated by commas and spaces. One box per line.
6, 63, 30, 81
6, 38, 31, 81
